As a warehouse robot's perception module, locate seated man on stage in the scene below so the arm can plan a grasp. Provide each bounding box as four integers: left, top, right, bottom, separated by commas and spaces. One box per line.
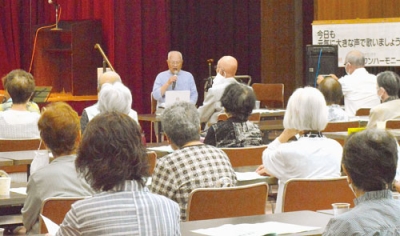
152, 51, 198, 110
22, 102, 93, 234
150, 101, 237, 221
198, 55, 239, 129
0, 69, 40, 139
80, 71, 138, 133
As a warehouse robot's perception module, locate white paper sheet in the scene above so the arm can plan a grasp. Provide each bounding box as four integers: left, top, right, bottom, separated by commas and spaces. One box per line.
235, 172, 269, 181
253, 109, 285, 114
147, 145, 174, 153
41, 214, 60, 235
10, 187, 27, 195
192, 221, 320, 236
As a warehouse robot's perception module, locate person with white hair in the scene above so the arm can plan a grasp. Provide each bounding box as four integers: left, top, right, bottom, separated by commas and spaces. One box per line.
256, 87, 342, 213
80, 71, 138, 132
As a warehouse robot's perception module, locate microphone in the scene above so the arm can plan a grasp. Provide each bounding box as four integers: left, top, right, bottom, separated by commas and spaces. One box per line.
172, 70, 178, 90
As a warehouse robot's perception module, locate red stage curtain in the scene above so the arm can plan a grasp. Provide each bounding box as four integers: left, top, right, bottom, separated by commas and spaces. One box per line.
0, 0, 170, 116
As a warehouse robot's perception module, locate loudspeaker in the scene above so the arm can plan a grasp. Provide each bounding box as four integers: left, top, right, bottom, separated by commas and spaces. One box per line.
306, 45, 338, 87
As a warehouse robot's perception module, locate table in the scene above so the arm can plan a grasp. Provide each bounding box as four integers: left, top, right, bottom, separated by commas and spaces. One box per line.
0, 157, 13, 167
180, 210, 332, 235
324, 129, 400, 144
139, 109, 285, 143
0, 214, 23, 229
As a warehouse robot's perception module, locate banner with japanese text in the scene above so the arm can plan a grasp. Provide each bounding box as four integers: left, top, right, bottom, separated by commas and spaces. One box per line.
312, 19, 400, 67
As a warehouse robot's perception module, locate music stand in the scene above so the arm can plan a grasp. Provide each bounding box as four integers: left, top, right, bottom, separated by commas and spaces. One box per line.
32, 86, 52, 103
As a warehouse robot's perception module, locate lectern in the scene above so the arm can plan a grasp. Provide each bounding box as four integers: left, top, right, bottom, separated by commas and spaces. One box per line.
33, 20, 102, 95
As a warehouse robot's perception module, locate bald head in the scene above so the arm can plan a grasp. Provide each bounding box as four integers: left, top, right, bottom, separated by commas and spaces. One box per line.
344, 50, 365, 75
98, 71, 122, 91
218, 56, 238, 78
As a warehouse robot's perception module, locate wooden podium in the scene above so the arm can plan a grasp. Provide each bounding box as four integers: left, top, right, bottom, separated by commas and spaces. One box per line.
33, 20, 102, 96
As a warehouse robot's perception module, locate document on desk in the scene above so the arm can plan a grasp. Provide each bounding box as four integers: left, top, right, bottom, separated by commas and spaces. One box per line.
10, 187, 27, 195
192, 221, 320, 236
253, 109, 285, 114
235, 172, 269, 181
41, 214, 60, 235
147, 145, 174, 153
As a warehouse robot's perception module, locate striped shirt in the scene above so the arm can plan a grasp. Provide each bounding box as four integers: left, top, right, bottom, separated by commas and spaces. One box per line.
323, 190, 400, 236
150, 144, 237, 221
56, 180, 181, 236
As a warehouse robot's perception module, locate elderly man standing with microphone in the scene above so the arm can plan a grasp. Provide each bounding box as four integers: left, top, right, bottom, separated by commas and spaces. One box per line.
152, 51, 198, 108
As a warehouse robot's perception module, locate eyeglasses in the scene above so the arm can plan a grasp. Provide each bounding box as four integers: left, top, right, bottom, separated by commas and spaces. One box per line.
168, 60, 182, 66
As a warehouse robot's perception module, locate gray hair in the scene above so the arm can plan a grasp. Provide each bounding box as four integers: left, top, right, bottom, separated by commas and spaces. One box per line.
284, 87, 328, 131
346, 50, 365, 67
161, 101, 200, 147
167, 51, 183, 61
98, 82, 132, 114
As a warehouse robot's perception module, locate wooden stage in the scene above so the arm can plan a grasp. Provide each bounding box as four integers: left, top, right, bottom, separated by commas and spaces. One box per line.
0, 90, 98, 115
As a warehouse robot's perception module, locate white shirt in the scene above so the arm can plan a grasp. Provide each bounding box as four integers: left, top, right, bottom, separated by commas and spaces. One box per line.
339, 68, 380, 116
0, 110, 40, 139
262, 136, 342, 213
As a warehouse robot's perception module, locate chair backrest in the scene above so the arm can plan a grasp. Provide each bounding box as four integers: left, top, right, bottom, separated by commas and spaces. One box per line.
251, 83, 284, 109
186, 183, 268, 221
39, 196, 85, 233
0, 139, 46, 152
323, 121, 360, 132
281, 177, 355, 212
386, 119, 400, 129
355, 108, 370, 116
220, 145, 267, 167
217, 113, 261, 124
147, 151, 157, 175
151, 92, 157, 114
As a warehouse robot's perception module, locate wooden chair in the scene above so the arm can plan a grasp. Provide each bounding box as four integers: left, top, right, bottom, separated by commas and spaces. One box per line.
217, 113, 261, 124
355, 108, 371, 116
39, 196, 86, 233
251, 83, 284, 109
0, 139, 46, 176
281, 177, 355, 212
220, 145, 267, 167
385, 119, 400, 129
323, 121, 360, 132
147, 151, 157, 175
150, 92, 158, 143
186, 183, 268, 221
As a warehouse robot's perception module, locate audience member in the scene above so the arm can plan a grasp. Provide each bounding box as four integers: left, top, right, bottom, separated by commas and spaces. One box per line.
256, 87, 342, 213
56, 112, 180, 235
367, 71, 400, 128
0, 69, 40, 138
80, 71, 138, 133
22, 102, 93, 234
152, 51, 198, 108
0, 71, 39, 113
323, 129, 400, 235
198, 55, 239, 128
317, 50, 380, 116
150, 101, 237, 221
318, 76, 348, 122
204, 83, 262, 147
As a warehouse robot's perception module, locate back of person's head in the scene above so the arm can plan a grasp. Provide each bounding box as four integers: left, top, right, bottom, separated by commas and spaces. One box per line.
77, 112, 148, 191
284, 87, 328, 131
38, 102, 80, 157
221, 83, 256, 121
98, 82, 132, 114
5, 69, 35, 104
218, 56, 238, 78
343, 129, 398, 191
377, 71, 400, 97
97, 71, 122, 91
345, 50, 365, 68
318, 77, 343, 105
161, 101, 200, 148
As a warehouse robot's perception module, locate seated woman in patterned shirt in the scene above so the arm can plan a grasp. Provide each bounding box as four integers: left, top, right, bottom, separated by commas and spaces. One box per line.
204, 83, 262, 147
323, 129, 400, 235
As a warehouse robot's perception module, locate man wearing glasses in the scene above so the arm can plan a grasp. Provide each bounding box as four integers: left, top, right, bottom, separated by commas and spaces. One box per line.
317, 50, 380, 116
152, 51, 198, 109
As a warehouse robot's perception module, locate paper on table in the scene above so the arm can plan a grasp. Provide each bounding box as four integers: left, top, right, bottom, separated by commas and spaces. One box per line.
235, 172, 268, 181
192, 221, 320, 236
146, 145, 174, 153
10, 187, 27, 195
41, 214, 60, 235
253, 109, 285, 113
